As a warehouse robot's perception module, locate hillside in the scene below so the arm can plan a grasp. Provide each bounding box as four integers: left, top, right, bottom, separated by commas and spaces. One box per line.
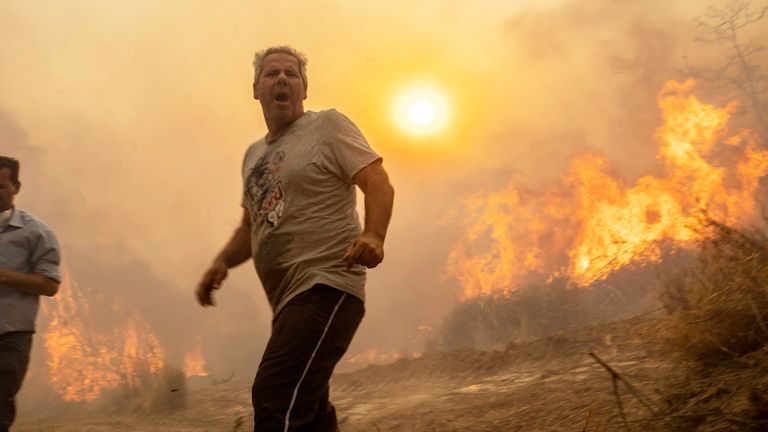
14, 315, 683, 432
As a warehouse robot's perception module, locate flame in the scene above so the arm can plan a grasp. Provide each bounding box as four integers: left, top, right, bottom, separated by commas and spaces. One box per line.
43, 267, 165, 401
183, 343, 208, 377
449, 80, 768, 297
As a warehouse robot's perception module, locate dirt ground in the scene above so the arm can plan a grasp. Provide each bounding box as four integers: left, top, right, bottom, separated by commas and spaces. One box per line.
14, 315, 679, 432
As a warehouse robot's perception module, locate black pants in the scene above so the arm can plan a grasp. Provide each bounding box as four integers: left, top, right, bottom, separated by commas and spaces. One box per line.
0, 332, 32, 432
252, 284, 364, 432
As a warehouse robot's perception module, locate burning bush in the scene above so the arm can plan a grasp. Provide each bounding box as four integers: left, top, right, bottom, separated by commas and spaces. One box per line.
34, 265, 208, 414
448, 80, 768, 303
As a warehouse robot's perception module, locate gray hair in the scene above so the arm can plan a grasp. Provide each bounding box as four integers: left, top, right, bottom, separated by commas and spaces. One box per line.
253, 46, 308, 91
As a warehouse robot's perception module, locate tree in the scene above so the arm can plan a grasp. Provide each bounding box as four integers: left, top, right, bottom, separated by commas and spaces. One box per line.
688, 1, 768, 138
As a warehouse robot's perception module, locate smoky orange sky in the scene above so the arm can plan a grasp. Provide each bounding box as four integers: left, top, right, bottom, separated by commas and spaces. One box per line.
2, 0, 765, 384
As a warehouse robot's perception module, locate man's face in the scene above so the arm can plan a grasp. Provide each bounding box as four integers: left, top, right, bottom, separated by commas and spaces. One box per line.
0, 168, 19, 212
253, 53, 306, 121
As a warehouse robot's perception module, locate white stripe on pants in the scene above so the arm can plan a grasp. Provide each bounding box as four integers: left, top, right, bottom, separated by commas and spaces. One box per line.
283, 293, 347, 432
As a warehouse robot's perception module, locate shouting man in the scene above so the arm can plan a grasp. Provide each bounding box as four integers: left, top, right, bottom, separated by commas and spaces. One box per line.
196, 46, 394, 431
0, 156, 61, 432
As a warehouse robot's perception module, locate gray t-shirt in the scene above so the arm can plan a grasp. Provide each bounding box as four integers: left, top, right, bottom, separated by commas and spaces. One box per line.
0, 208, 61, 335
242, 109, 381, 315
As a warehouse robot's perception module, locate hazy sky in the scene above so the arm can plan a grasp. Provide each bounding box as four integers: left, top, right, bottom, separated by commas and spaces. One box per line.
3, 0, 763, 380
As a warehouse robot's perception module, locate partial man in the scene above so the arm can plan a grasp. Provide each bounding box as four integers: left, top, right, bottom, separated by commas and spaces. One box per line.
0, 156, 61, 432
195, 46, 394, 432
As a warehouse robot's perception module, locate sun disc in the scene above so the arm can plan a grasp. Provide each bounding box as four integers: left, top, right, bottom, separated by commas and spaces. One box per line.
393, 86, 450, 137
407, 101, 436, 126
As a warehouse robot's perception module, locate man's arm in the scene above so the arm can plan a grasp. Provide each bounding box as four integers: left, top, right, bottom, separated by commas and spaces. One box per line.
343, 159, 394, 268
0, 270, 59, 296
196, 208, 252, 307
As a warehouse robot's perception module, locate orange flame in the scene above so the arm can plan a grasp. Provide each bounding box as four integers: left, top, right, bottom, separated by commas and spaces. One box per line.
183, 344, 208, 377
449, 80, 768, 297
43, 268, 165, 401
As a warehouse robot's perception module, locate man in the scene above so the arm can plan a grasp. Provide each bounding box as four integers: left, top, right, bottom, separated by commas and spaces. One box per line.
195, 46, 394, 432
0, 156, 61, 432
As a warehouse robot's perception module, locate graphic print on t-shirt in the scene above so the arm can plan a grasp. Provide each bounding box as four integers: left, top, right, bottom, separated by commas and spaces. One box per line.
245, 149, 286, 227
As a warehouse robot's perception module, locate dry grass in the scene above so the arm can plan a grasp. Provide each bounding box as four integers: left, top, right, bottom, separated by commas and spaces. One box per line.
656, 219, 768, 431
430, 264, 663, 351
100, 363, 187, 414
428, 217, 768, 430
660, 220, 768, 364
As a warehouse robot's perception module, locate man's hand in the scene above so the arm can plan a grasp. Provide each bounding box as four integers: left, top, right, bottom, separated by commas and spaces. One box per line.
196, 259, 229, 307
195, 209, 252, 307
343, 232, 384, 269
350, 159, 393, 270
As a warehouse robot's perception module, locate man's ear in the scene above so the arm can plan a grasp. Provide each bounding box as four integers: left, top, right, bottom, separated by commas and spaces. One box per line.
253, 80, 259, 100
13, 182, 21, 195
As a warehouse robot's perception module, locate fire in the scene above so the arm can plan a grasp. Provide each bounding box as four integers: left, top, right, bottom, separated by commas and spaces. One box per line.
183, 343, 208, 377
43, 268, 165, 401
449, 80, 768, 297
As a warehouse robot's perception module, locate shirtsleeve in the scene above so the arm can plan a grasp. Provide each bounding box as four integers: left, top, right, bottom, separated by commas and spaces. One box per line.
241, 145, 252, 209
30, 226, 62, 283
321, 110, 381, 182
241, 142, 260, 209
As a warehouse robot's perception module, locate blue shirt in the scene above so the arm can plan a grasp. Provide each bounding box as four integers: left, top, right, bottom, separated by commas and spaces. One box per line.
0, 208, 61, 335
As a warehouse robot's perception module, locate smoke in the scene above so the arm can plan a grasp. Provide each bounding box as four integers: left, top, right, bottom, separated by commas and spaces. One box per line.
2, 0, 764, 410
0, 112, 29, 154
490, 0, 692, 183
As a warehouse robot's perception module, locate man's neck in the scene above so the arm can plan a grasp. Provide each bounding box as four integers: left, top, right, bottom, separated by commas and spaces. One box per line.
0, 207, 13, 228
264, 111, 304, 143
265, 124, 291, 143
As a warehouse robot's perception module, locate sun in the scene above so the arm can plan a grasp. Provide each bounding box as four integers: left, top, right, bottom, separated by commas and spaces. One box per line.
392, 86, 450, 137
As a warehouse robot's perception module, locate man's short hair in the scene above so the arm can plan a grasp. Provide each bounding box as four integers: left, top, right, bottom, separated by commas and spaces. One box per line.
0, 156, 20, 186
253, 46, 308, 91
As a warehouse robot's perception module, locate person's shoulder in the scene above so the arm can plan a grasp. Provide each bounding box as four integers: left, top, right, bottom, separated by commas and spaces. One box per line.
249, 135, 268, 148
244, 136, 268, 156
316, 109, 360, 129
299, 109, 331, 126
15, 209, 57, 236
318, 108, 349, 121
293, 110, 340, 136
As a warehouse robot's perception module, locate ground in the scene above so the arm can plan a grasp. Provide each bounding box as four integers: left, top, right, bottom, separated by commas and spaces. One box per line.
13, 316, 681, 432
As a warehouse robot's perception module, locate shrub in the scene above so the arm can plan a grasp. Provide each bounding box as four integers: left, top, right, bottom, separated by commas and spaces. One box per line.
431, 266, 665, 351
660, 220, 768, 365
656, 220, 768, 431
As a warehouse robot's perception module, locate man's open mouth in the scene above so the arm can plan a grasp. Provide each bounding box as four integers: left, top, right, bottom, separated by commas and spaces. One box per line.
275, 92, 290, 102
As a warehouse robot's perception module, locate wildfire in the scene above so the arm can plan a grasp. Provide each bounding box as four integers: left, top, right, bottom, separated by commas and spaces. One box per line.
449, 80, 768, 298
43, 268, 165, 401
183, 343, 208, 377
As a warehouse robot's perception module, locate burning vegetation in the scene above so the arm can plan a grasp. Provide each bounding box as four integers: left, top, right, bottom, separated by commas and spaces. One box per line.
448, 79, 768, 299
433, 79, 768, 351
425, 77, 768, 429
44, 269, 165, 402
37, 266, 205, 411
